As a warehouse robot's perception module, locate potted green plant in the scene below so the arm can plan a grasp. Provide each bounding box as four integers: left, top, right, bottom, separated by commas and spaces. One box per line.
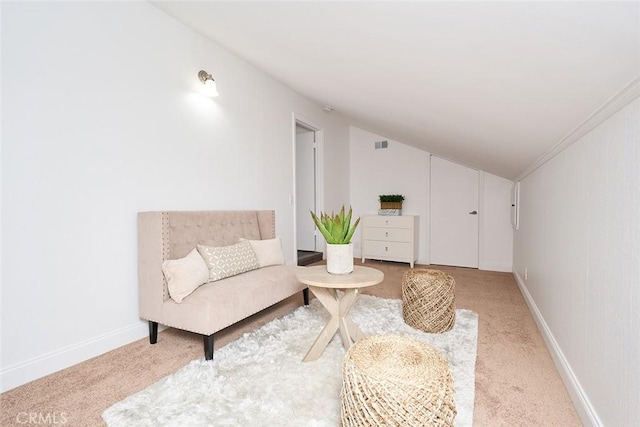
379, 194, 405, 210
310, 205, 360, 274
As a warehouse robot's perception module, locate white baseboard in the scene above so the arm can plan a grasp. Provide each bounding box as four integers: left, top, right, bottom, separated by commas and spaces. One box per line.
512, 271, 602, 426
0, 321, 150, 393
478, 262, 512, 273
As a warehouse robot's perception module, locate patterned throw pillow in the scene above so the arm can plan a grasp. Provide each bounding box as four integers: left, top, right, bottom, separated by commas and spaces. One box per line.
197, 240, 260, 282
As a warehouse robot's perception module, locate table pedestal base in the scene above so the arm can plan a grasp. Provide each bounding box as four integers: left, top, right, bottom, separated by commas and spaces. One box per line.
303, 286, 366, 362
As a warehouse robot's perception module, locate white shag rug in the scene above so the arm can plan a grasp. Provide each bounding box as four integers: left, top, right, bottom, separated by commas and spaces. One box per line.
103, 295, 478, 427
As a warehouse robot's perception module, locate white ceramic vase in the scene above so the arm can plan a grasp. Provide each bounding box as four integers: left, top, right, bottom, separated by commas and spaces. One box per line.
326, 243, 354, 274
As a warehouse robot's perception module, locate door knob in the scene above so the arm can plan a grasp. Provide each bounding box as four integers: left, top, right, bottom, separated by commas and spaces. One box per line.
469, 211, 478, 215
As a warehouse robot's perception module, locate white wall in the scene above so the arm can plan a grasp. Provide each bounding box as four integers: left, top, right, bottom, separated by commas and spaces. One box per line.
513, 97, 639, 425
349, 126, 513, 270
0, 2, 350, 391
479, 172, 514, 271
349, 127, 430, 263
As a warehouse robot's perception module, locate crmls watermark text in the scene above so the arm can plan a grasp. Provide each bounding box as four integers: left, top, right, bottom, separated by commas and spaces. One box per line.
15, 412, 68, 425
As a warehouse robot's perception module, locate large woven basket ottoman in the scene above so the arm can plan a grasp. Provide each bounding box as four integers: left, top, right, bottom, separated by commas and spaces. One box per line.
402, 269, 456, 333
340, 334, 456, 427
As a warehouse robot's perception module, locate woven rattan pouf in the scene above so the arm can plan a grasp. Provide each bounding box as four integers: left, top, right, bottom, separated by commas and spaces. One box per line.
402, 269, 456, 333
340, 334, 456, 427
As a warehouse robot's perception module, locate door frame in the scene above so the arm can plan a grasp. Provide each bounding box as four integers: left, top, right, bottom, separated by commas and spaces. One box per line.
292, 114, 324, 260
428, 154, 480, 268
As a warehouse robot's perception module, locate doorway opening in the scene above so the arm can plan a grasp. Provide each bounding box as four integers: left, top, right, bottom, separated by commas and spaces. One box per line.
294, 119, 323, 266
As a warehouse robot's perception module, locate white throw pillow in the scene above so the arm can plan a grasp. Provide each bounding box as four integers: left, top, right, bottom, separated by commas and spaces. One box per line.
240, 237, 285, 268
197, 240, 260, 282
162, 248, 209, 303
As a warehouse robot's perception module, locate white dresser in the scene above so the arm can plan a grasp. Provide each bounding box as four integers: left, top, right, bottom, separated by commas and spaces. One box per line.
361, 215, 419, 268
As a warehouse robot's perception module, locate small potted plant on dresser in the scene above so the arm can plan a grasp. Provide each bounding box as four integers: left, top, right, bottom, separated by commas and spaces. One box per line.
310, 206, 360, 274
379, 194, 405, 216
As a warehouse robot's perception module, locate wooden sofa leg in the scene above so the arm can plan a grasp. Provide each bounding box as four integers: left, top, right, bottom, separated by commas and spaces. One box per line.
303, 288, 310, 306
204, 334, 214, 360
149, 321, 158, 344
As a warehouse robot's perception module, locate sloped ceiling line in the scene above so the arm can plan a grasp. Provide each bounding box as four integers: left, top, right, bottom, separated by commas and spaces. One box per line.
515, 75, 640, 182
150, 1, 640, 180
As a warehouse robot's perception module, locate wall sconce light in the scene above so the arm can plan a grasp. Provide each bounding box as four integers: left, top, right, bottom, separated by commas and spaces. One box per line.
198, 70, 219, 97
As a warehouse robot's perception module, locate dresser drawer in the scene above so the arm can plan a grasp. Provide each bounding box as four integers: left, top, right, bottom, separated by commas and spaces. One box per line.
361, 215, 418, 267
363, 227, 413, 242
363, 215, 414, 229
363, 240, 413, 259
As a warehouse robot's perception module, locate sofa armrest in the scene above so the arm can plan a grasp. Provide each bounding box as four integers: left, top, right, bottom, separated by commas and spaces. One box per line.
138, 212, 166, 321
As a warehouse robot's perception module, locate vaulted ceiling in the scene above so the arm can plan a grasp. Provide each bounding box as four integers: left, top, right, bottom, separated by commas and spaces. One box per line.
151, 1, 640, 179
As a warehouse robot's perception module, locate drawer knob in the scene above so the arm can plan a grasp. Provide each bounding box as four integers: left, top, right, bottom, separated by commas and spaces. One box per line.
385, 246, 388, 252
385, 232, 388, 237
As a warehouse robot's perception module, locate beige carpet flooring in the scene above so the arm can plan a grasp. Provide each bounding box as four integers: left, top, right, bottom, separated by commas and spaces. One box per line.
1, 261, 581, 426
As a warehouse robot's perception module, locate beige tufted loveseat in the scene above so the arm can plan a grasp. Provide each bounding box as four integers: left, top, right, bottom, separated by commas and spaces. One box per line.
137, 210, 308, 359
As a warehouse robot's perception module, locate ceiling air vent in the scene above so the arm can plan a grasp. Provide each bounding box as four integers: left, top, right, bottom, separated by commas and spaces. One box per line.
374, 140, 388, 149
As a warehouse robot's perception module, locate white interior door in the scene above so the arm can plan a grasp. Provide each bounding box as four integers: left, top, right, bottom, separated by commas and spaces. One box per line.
295, 125, 316, 251
430, 155, 479, 268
